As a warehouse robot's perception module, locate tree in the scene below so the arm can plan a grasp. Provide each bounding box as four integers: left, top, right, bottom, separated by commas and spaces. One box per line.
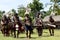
45, 0, 60, 15
50, 0, 60, 3
50, 0, 60, 15
18, 6, 26, 17
0, 11, 5, 16
0, 10, 5, 19
28, 0, 43, 18
12, 9, 16, 13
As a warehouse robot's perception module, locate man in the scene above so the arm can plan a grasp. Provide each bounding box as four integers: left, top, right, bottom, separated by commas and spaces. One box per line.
1, 15, 9, 36
49, 16, 55, 36
13, 13, 22, 38
7, 16, 13, 36
35, 13, 43, 36
24, 14, 33, 38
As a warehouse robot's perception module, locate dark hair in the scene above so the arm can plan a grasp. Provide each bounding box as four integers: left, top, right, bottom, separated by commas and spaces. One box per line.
25, 14, 29, 18
4, 15, 7, 20
49, 16, 54, 23
14, 13, 20, 22
37, 13, 41, 18
25, 14, 32, 23
14, 13, 18, 16
3, 15, 9, 23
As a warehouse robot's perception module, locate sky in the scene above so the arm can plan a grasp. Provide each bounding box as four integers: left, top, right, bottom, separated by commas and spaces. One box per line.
0, 0, 51, 12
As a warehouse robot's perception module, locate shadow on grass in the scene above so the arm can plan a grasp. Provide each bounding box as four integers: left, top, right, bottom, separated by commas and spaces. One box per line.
20, 37, 26, 38
19, 37, 37, 39
30, 37, 38, 39
42, 35, 50, 37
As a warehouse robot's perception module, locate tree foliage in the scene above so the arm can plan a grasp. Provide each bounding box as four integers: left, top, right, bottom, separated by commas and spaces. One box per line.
12, 9, 16, 13
28, 0, 43, 18
18, 6, 26, 17
49, 0, 60, 15
50, 0, 60, 3
0, 11, 5, 19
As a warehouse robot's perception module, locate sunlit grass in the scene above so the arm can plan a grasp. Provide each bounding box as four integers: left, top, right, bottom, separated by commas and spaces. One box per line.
0, 29, 60, 40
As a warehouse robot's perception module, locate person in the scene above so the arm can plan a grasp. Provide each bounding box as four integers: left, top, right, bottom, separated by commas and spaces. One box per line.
13, 13, 22, 38
7, 16, 13, 36
49, 16, 55, 36
24, 14, 33, 38
35, 13, 43, 36
1, 15, 9, 36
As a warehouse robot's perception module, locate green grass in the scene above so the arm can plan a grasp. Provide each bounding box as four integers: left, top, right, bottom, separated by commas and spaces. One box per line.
0, 29, 60, 40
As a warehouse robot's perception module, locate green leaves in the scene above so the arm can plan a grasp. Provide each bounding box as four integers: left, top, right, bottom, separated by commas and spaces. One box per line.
0, 11, 5, 19
18, 6, 26, 17
50, 0, 60, 3
28, 0, 43, 12
28, 0, 43, 18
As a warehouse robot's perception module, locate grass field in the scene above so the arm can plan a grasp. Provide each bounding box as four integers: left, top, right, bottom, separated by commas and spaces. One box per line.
0, 29, 60, 40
